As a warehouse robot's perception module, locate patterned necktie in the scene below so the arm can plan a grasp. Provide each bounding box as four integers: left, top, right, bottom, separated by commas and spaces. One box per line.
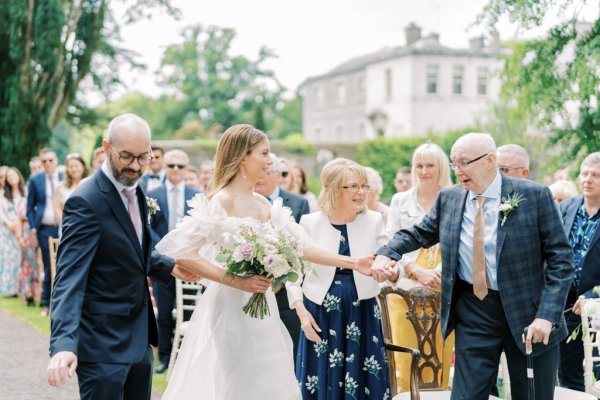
473, 196, 488, 300
123, 188, 142, 244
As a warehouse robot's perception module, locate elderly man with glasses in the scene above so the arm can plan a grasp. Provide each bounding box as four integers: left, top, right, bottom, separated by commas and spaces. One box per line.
27, 147, 64, 317
496, 144, 530, 179
372, 132, 573, 399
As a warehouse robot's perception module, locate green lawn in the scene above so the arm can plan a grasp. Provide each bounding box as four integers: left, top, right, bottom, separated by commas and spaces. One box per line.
0, 296, 167, 394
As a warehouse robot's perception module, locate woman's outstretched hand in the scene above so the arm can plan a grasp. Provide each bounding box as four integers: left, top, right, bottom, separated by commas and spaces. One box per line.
233, 275, 273, 293
355, 255, 375, 276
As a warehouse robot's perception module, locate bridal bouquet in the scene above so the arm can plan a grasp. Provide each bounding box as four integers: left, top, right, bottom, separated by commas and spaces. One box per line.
216, 222, 306, 319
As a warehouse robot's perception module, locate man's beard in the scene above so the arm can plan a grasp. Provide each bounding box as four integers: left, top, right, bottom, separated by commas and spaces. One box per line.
108, 154, 142, 187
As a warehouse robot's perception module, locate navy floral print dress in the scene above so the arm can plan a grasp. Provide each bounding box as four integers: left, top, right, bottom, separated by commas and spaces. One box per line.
296, 223, 391, 399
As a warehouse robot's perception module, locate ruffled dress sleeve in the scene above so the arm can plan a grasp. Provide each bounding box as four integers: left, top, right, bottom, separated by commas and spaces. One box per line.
155, 194, 226, 260
269, 198, 315, 251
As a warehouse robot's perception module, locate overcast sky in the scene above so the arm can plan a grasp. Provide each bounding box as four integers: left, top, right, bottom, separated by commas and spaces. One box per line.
106, 0, 597, 102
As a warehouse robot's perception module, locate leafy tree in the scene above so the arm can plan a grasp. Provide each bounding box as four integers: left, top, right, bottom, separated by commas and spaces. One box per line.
355, 137, 423, 201
478, 1, 600, 162
158, 24, 283, 133
0, 1, 176, 171
270, 93, 303, 139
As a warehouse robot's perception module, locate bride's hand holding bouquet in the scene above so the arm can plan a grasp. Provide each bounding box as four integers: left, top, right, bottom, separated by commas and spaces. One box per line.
216, 222, 307, 319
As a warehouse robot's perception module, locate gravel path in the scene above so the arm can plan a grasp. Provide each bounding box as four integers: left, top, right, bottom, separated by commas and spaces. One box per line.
0, 310, 162, 399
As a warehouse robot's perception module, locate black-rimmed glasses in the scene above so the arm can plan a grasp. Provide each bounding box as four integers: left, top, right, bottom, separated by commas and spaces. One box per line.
109, 143, 153, 166
450, 153, 489, 171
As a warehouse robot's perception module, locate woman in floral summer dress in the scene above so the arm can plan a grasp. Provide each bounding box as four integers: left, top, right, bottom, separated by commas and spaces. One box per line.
287, 158, 392, 400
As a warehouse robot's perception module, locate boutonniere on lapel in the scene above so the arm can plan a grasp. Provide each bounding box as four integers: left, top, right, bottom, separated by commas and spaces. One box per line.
146, 197, 160, 224
499, 193, 526, 226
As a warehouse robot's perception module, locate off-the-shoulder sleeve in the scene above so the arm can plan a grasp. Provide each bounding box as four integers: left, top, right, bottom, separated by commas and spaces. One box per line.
270, 198, 315, 250
155, 194, 224, 260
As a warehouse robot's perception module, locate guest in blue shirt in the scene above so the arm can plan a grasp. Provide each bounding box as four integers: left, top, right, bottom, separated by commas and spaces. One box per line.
559, 152, 600, 391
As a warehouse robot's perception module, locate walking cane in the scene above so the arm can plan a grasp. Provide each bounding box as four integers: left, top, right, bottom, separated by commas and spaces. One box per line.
522, 327, 535, 400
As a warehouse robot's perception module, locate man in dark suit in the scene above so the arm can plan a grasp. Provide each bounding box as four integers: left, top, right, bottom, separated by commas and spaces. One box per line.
372, 133, 573, 399
140, 145, 166, 192
558, 152, 600, 391
47, 114, 197, 400
147, 149, 199, 374
27, 148, 64, 316
255, 154, 310, 360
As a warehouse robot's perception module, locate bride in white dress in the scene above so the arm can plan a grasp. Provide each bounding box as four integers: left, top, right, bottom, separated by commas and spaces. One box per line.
156, 124, 372, 400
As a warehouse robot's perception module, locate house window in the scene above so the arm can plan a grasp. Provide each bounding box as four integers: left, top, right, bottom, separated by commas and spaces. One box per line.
477, 67, 488, 96
315, 85, 324, 107
335, 81, 346, 105
357, 74, 366, 100
385, 69, 393, 101
452, 66, 463, 95
426, 65, 438, 94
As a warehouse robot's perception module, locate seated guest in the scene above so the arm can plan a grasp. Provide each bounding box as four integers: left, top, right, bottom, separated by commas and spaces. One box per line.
198, 160, 215, 194
184, 166, 201, 191
365, 166, 389, 226
559, 152, 600, 391
549, 179, 578, 204
291, 163, 319, 212
394, 166, 412, 193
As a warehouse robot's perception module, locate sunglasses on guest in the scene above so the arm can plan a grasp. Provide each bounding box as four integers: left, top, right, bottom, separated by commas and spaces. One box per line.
281, 171, 289, 178
167, 163, 187, 170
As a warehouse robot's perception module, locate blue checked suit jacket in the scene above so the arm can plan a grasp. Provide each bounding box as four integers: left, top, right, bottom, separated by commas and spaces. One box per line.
377, 175, 574, 355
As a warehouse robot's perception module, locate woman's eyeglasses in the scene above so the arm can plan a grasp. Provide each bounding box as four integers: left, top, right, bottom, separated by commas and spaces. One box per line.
341, 184, 371, 192
281, 171, 289, 178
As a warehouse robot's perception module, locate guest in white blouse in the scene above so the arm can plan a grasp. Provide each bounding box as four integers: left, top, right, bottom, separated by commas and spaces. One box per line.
386, 143, 452, 286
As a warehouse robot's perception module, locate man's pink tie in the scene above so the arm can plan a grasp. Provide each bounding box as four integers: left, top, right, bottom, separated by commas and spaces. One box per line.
123, 188, 142, 244
473, 196, 488, 300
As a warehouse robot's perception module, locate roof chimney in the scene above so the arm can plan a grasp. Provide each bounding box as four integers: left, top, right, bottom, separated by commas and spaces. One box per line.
469, 35, 485, 51
405, 22, 422, 46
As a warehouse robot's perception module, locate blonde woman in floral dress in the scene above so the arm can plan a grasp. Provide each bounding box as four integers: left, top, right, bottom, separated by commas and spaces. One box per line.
288, 158, 391, 400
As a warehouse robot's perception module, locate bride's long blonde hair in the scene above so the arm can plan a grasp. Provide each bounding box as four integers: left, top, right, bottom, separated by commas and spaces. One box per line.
210, 124, 267, 197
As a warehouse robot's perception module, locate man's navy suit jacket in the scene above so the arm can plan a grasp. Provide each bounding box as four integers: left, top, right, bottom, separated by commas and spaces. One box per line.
49, 171, 174, 363
147, 184, 199, 244
26, 171, 64, 229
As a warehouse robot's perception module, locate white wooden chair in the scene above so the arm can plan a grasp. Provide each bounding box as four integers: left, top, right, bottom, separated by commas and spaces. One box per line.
166, 279, 204, 380
581, 296, 600, 398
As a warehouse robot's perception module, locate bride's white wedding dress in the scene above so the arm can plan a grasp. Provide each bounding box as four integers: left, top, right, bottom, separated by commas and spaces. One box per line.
156, 195, 304, 400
